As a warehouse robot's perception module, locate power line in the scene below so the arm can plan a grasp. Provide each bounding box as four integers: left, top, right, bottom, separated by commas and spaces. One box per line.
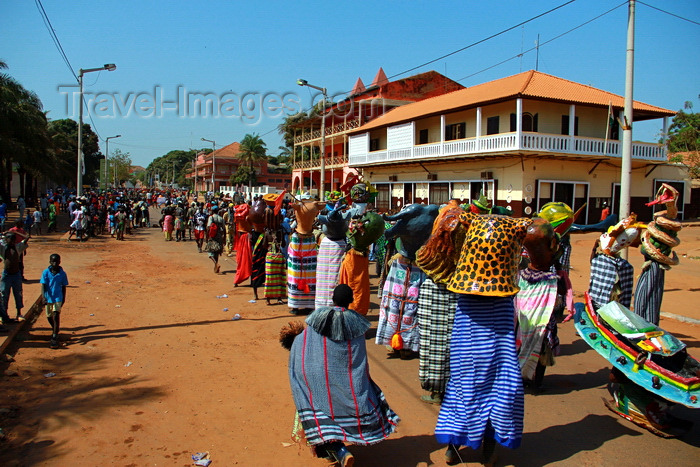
456, 1, 627, 82
258, 0, 598, 140
261, 0, 579, 139
34, 0, 77, 82
386, 0, 578, 80
35, 0, 106, 140
637, 1, 700, 27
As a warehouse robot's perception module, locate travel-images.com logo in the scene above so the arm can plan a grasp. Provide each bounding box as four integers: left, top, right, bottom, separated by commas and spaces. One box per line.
58, 85, 391, 125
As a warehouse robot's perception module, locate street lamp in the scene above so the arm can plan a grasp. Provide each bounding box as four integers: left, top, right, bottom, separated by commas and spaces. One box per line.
201, 138, 216, 192
77, 63, 117, 197
189, 148, 199, 197
105, 134, 121, 190
297, 79, 327, 200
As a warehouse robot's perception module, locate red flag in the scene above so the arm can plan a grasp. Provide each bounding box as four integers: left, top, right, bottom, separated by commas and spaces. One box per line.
274, 190, 287, 216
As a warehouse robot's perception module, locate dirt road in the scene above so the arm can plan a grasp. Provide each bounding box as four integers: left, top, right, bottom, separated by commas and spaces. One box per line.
1, 216, 698, 466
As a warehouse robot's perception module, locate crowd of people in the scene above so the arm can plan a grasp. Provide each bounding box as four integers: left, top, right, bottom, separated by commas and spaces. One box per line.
0, 180, 692, 465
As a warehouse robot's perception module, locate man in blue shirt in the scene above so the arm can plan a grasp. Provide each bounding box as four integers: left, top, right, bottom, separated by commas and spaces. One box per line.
40, 253, 69, 349
0, 197, 7, 232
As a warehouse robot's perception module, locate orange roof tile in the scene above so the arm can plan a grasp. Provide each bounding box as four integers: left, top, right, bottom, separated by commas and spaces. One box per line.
207, 141, 241, 160
354, 70, 675, 132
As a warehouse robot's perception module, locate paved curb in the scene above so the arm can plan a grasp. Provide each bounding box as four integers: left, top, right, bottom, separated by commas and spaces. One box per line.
660, 311, 700, 326
0, 294, 43, 356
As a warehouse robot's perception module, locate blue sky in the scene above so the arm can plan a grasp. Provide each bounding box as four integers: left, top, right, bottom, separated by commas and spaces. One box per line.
2, 0, 699, 167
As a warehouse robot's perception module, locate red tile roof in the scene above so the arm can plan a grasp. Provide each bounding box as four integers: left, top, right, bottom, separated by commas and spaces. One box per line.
206, 141, 241, 160
354, 70, 675, 132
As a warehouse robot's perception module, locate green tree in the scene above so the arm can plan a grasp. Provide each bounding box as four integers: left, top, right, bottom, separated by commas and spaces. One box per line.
277, 111, 309, 150
238, 133, 267, 194
666, 99, 700, 178
111, 148, 132, 187
145, 149, 200, 188
47, 118, 102, 187
0, 60, 52, 200
229, 165, 256, 186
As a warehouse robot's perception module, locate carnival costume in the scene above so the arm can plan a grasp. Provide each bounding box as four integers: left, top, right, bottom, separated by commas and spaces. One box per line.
233, 203, 252, 285
287, 199, 324, 312
634, 183, 682, 325
375, 204, 439, 354
415, 200, 464, 402
578, 214, 697, 437
433, 211, 531, 458
315, 206, 350, 309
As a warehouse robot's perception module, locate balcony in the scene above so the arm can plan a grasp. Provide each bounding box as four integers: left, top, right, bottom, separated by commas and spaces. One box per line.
293, 120, 361, 144
292, 153, 349, 170
348, 132, 667, 166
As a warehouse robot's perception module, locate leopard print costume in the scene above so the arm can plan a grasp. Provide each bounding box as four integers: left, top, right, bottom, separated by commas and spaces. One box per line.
447, 212, 532, 297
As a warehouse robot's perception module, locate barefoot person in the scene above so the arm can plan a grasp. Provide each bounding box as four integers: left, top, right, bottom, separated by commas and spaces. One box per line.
40, 254, 69, 349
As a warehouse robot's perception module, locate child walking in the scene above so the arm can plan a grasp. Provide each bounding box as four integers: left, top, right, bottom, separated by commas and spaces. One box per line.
40, 254, 69, 349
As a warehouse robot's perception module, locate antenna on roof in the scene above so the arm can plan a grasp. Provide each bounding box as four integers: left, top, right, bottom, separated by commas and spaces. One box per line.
535, 34, 540, 71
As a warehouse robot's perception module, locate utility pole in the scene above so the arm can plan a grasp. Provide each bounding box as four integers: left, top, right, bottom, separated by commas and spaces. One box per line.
619, 0, 635, 259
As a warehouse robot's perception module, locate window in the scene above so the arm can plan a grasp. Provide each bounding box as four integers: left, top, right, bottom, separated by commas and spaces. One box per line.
486, 116, 500, 135
429, 183, 450, 205
510, 112, 538, 132
561, 115, 579, 135
376, 184, 390, 212
609, 117, 620, 140
445, 122, 466, 140
419, 129, 429, 144
370, 138, 380, 151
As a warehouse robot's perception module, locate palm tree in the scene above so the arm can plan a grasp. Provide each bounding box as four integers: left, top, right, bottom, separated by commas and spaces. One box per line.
0, 61, 52, 200
238, 133, 267, 197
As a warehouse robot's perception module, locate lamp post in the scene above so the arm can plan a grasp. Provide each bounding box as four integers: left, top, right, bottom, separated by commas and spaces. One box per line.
201, 138, 216, 193
104, 134, 121, 190
77, 63, 116, 197
189, 148, 199, 196
297, 79, 327, 200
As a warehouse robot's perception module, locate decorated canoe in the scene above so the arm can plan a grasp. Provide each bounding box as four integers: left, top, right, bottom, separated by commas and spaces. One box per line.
574, 293, 700, 408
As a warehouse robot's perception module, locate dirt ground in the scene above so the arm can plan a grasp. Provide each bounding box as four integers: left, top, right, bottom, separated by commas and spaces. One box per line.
0, 209, 699, 466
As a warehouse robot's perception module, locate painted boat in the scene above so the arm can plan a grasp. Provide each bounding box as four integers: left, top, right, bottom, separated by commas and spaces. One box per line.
574, 293, 700, 408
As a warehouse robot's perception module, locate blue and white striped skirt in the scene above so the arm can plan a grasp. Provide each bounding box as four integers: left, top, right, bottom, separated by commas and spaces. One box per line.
435, 294, 524, 450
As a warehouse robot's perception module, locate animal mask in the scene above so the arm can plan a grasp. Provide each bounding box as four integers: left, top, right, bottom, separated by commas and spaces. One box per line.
599, 214, 643, 256
347, 212, 385, 254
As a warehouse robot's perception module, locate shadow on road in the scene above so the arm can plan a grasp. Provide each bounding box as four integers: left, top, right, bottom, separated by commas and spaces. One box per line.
509, 414, 642, 465
0, 351, 165, 464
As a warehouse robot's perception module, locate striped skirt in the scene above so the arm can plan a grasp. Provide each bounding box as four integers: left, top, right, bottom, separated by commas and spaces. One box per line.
435, 294, 524, 450
251, 232, 267, 288
265, 251, 287, 299
417, 278, 457, 394
287, 232, 318, 309
314, 236, 346, 309
633, 261, 665, 326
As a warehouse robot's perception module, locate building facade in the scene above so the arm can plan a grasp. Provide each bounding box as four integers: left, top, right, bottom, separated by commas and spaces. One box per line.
347, 70, 688, 222
289, 68, 465, 195
187, 141, 291, 194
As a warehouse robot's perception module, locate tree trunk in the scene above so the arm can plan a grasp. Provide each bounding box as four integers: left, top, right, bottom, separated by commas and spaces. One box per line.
0, 156, 7, 202
248, 161, 253, 200
18, 167, 25, 201
5, 157, 13, 202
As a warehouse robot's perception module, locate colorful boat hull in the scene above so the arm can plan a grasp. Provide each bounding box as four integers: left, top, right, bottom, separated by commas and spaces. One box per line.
574, 293, 700, 408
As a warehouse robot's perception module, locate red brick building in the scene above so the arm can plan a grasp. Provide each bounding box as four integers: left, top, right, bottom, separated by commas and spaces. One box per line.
289, 68, 464, 195
187, 142, 291, 193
